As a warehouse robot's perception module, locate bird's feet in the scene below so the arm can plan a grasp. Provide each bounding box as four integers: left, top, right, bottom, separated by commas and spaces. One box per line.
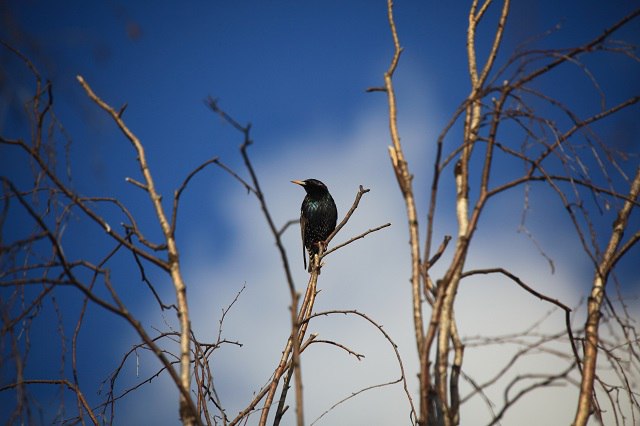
308, 251, 324, 274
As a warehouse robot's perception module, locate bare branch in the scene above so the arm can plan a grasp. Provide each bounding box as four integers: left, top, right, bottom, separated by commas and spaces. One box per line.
304, 309, 418, 423
322, 222, 391, 258
171, 156, 220, 235
77, 75, 198, 424
0, 380, 99, 426
460, 268, 581, 370
574, 165, 640, 425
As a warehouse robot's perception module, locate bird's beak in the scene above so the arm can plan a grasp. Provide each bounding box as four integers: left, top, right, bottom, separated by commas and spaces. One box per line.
291, 180, 305, 186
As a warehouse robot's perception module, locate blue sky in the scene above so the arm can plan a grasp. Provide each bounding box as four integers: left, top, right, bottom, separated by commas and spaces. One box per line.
2, 1, 639, 425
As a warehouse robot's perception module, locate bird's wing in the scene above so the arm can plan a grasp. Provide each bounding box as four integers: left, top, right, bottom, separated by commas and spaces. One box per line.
300, 211, 307, 270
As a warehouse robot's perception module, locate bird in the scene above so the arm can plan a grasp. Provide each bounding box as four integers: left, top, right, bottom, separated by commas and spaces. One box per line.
291, 179, 338, 272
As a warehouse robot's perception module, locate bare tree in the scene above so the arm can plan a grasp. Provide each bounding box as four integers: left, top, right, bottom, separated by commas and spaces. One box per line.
2, 2, 639, 425
374, 1, 640, 425
0, 39, 397, 425
1, 44, 201, 424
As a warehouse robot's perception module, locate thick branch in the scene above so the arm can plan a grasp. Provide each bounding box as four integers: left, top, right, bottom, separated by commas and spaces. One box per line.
77, 75, 196, 425
574, 165, 640, 425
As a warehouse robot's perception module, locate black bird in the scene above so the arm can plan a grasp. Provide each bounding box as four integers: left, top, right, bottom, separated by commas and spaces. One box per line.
291, 179, 338, 272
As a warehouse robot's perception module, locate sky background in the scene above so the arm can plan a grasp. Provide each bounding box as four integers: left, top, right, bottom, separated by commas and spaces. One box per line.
1, 1, 639, 425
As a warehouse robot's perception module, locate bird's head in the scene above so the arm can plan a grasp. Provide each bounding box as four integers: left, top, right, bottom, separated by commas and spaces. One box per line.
291, 179, 330, 196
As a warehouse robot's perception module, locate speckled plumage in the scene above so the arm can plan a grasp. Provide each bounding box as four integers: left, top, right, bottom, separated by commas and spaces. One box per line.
292, 179, 338, 271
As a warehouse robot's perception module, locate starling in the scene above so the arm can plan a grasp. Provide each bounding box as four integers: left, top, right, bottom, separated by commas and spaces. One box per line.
291, 179, 338, 272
